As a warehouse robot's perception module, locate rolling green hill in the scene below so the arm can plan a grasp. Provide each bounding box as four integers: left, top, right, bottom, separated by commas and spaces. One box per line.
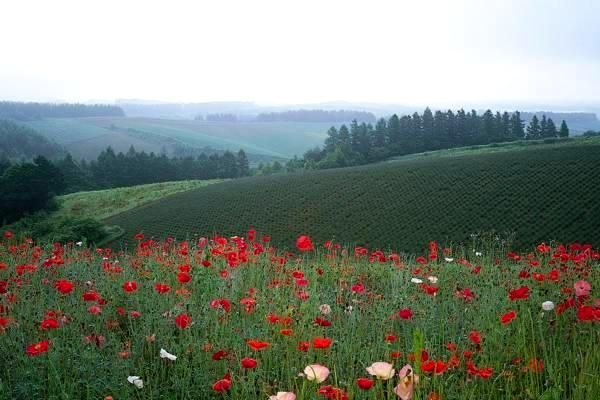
105, 137, 600, 252
22, 117, 332, 160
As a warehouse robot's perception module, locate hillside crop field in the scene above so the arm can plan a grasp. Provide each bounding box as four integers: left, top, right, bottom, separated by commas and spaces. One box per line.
0, 232, 598, 399
22, 117, 332, 159
105, 138, 600, 253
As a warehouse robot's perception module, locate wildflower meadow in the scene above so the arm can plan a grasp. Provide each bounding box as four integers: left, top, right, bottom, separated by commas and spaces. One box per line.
0, 230, 598, 399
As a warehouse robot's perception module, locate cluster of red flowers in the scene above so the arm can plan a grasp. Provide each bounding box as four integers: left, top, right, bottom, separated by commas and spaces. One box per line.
0, 230, 598, 399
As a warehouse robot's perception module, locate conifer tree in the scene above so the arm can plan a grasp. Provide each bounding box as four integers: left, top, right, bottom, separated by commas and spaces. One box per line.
559, 120, 570, 137
526, 115, 541, 139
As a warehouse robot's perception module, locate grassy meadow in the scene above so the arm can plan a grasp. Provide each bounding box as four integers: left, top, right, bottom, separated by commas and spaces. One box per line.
55, 180, 224, 221
0, 232, 598, 399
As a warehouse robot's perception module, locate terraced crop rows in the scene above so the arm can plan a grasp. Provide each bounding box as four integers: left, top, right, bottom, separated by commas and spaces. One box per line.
106, 143, 600, 252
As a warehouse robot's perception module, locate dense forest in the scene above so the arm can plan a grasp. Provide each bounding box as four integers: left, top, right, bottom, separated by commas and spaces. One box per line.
1, 146, 250, 194
0, 156, 65, 224
0, 119, 64, 159
299, 108, 570, 170
0, 101, 124, 120
256, 109, 376, 123
0, 146, 251, 226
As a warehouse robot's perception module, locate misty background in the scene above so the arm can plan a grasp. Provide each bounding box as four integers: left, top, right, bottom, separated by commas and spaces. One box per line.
1, 0, 599, 114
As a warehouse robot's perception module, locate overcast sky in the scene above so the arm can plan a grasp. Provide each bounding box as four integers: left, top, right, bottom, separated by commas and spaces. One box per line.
1, 0, 599, 107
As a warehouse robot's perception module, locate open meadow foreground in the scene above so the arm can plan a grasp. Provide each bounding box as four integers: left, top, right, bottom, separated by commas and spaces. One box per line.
0, 232, 598, 399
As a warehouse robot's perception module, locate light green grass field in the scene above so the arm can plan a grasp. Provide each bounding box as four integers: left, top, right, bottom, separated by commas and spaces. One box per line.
56, 179, 224, 221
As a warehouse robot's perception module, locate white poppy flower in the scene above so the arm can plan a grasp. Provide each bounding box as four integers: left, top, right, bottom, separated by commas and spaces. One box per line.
444, 257, 454, 262
76, 241, 83, 246
127, 376, 144, 389
269, 392, 296, 400
366, 361, 395, 380
475, 251, 483, 256
319, 304, 332, 315
160, 348, 177, 361
542, 301, 555, 311
303, 364, 330, 383
410, 278, 423, 284
427, 276, 438, 284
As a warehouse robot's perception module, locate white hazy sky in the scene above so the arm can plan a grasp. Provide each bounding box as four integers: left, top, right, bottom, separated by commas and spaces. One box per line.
1, 0, 599, 106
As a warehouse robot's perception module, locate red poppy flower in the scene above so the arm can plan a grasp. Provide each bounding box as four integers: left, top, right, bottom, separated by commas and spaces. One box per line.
40, 318, 59, 330
212, 376, 231, 392
240, 297, 256, 313
55, 279, 74, 294
500, 310, 517, 325
210, 298, 231, 313
508, 286, 530, 301
416, 256, 427, 264
212, 350, 229, 360
246, 339, 270, 351
385, 334, 397, 343
241, 357, 257, 369
456, 288, 476, 302
469, 331, 482, 345
318, 385, 348, 400
82, 290, 100, 302
421, 360, 448, 375
351, 283, 366, 294
356, 377, 374, 390
296, 235, 314, 252
527, 358, 544, 372
177, 272, 191, 283
175, 313, 192, 329
397, 308, 414, 320
87, 305, 102, 315
314, 317, 332, 327
312, 337, 332, 349
421, 284, 439, 296
26, 340, 50, 356
122, 281, 137, 293
154, 283, 171, 294
298, 341, 310, 352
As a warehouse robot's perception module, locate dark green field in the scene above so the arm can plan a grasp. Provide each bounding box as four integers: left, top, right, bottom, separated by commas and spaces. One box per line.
105, 138, 600, 252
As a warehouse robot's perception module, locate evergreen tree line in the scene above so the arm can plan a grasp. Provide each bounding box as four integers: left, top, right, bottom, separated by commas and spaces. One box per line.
298, 108, 570, 170
1, 147, 251, 224
62, 146, 251, 190
0, 101, 125, 120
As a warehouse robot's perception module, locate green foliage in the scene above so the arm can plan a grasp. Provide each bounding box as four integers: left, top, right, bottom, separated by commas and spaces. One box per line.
309, 109, 550, 171
7, 212, 108, 244
0, 156, 65, 224
106, 140, 600, 252
0, 119, 63, 160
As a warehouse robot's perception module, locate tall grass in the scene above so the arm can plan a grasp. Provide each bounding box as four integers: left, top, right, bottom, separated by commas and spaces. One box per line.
0, 233, 598, 399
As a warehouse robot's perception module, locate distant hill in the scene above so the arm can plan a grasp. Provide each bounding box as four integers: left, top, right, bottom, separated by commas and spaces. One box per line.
23, 117, 332, 160
256, 109, 376, 123
0, 101, 124, 120
105, 137, 600, 252
0, 119, 63, 160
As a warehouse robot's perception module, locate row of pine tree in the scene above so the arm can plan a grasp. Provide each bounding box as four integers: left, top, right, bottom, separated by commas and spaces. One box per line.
301, 109, 569, 169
